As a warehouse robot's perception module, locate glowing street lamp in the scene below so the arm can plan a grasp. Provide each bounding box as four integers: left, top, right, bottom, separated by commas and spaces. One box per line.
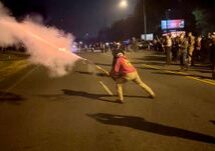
119, 0, 128, 9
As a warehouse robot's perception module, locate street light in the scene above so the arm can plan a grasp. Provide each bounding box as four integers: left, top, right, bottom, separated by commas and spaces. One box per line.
142, 0, 147, 40
119, 0, 128, 9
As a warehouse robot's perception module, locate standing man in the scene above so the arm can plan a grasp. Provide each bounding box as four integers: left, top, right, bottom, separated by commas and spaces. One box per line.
164, 35, 173, 65
188, 32, 195, 66
111, 52, 155, 103
205, 33, 213, 63
172, 36, 180, 63
179, 33, 189, 70
193, 35, 202, 65
210, 34, 215, 80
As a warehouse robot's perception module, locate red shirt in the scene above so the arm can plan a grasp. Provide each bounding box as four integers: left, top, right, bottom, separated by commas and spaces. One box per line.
114, 56, 136, 75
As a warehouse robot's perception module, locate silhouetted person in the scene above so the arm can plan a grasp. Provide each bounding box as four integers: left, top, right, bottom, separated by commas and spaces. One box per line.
193, 35, 202, 65
211, 35, 215, 80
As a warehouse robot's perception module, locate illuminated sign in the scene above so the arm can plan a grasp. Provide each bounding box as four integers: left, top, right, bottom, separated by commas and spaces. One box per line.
162, 31, 186, 38
141, 34, 154, 41
161, 20, 185, 30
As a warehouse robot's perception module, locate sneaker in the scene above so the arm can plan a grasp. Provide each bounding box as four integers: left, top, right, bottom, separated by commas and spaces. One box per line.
149, 94, 155, 99
116, 99, 124, 104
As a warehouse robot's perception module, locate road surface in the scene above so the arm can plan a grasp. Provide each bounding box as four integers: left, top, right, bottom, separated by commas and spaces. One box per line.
0, 51, 215, 151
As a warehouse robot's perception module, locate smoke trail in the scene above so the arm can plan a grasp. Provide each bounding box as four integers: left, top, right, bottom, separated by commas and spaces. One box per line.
0, 2, 81, 77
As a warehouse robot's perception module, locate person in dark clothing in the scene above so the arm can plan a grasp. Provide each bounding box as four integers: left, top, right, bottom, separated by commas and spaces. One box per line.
210, 36, 215, 80
172, 36, 180, 63
111, 43, 125, 68
204, 33, 213, 63
192, 35, 202, 66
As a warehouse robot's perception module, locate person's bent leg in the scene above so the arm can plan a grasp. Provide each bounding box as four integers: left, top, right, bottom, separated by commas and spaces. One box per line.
133, 73, 155, 98
116, 84, 124, 102
116, 78, 126, 103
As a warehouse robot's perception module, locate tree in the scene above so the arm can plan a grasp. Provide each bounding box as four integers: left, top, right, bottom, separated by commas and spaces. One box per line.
192, 9, 209, 35
192, 8, 215, 35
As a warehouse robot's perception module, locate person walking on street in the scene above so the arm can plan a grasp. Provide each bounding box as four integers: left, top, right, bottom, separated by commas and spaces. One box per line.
111, 52, 155, 103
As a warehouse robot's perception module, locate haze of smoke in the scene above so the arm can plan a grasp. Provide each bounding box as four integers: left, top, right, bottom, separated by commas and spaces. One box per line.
0, 2, 81, 77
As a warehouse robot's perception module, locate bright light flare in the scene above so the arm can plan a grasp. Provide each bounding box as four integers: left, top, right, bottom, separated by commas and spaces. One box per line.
119, 0, 128, 9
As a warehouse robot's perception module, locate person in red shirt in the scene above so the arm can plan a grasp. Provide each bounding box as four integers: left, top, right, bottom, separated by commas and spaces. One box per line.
111, 52, 155, 103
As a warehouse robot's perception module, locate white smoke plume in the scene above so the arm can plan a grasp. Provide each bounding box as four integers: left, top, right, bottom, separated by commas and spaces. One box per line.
0, 2, 81, 77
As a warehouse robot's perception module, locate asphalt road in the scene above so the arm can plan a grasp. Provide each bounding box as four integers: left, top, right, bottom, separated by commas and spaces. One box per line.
0, 51, 215, 151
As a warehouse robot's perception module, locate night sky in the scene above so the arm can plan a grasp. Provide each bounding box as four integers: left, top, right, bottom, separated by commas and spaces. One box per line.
1, 0, 137, 38
1, 0, 214, 39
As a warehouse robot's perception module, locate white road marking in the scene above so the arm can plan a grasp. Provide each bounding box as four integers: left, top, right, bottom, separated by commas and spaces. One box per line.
99, 81, 114, 96
6, 66, 38, 92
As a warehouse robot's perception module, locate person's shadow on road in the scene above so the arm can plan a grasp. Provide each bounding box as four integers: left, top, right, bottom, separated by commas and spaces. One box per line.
0, 91, 25, 105
62, 89, 150, 104
88, 113, 215, 144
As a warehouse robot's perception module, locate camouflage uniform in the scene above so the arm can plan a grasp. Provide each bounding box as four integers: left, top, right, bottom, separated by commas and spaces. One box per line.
179, 37, 189, 70
188, 33, 195, 65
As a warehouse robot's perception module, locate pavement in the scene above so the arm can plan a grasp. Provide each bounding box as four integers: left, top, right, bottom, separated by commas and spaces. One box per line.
0, 51, 215, 151
0, 52, 30, 82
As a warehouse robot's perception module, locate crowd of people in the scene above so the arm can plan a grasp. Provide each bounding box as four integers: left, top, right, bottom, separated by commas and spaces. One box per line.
77, 32, 215, 80
76, 37, 150, 53
153, 32, 215, 79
